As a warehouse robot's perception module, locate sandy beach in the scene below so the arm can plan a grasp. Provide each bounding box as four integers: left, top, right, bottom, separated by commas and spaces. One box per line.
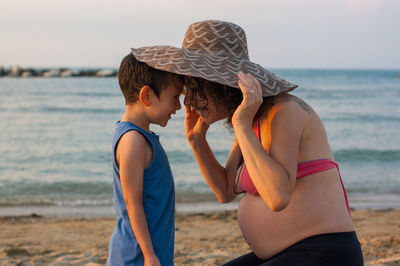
0, 209, 399, 265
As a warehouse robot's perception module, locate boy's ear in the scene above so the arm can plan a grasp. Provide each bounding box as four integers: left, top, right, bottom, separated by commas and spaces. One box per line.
139, 85, 152, 106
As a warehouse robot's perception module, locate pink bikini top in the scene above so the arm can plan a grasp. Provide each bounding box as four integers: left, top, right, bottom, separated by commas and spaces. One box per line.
234, 119, 351, 216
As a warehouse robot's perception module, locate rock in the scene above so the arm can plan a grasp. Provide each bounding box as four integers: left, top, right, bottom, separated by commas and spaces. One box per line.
9, 65, 22, 77
3, 248, 31, 257
96, 70, 115, 77
43, 69, 60, 77
21, 71, 32, 77
60, 70, 72, 77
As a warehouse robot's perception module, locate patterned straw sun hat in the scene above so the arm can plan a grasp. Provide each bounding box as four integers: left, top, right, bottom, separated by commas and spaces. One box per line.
131, 20, 297, 97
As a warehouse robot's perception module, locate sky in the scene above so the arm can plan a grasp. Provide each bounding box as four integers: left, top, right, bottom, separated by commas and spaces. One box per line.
1, 0, 399, 69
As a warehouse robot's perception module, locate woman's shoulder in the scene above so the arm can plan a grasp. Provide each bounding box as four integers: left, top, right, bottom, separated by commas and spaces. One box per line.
274, 94, 308, 107
261, 94, 313, 118
257, 94, 317, 134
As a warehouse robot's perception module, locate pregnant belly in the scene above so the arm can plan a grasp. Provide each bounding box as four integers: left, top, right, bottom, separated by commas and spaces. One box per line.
237, 193, 303, 259
237, 175, 355, 259
237, 172, 356, 259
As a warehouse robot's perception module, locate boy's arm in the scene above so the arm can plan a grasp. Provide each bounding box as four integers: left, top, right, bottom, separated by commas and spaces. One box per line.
117, 131, 160, 265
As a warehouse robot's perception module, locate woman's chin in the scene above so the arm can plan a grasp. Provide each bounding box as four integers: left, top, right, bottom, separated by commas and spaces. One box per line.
199, 110, 227, 125
202, 115, 226, 125
201, 116, 213, 125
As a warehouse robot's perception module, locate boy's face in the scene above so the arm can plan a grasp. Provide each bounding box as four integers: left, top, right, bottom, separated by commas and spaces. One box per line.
150, 79, 183, 127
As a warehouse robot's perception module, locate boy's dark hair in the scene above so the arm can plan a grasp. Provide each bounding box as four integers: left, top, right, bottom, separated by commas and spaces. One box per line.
184, 76, 273, 127
118, 53, 181, 104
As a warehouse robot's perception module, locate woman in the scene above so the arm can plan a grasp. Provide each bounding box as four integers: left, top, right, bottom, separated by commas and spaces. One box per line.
131, 20, 364, 265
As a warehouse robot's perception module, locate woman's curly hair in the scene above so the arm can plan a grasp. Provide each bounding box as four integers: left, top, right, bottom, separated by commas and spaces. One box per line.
184, 76, 274, 127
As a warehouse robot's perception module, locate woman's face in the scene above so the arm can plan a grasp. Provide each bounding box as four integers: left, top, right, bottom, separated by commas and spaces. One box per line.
184, 88, 228, 124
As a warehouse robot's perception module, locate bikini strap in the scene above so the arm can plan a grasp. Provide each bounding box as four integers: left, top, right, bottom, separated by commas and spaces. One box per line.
336, 163, 352, 217
238, 119, 261, 165
254, 119, 261, 141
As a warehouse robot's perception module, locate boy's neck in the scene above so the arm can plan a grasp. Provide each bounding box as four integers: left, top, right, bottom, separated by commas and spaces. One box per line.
120, 104, 151, 132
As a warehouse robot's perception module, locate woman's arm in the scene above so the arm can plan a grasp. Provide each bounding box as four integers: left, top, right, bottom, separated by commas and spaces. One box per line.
185, 105, 240, 203
232, 73, 302, 211
117, 131, 161, 266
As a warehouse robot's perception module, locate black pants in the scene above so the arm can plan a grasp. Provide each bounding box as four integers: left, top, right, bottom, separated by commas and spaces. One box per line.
223, 231, 364, 266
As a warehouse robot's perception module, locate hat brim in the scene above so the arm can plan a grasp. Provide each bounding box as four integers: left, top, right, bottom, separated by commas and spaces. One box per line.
131, 46, 297, 97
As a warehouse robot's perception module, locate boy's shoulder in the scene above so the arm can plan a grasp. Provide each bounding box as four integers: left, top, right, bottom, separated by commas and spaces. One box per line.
117, 130, 153, 169
119, 130, 150, 152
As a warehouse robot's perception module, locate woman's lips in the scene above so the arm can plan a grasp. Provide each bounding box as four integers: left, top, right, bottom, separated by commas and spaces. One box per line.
197, 110, 205, 117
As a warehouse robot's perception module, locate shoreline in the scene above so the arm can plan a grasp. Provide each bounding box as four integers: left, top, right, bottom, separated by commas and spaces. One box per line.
1, 209, 399, 265
1, 195, 399, 219
0, 201, 241, 218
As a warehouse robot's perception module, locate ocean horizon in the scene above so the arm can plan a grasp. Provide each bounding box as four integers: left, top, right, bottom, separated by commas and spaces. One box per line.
1, 68, 399, 217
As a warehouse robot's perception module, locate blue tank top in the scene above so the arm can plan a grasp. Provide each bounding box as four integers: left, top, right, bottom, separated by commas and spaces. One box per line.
107, 121, 175, 266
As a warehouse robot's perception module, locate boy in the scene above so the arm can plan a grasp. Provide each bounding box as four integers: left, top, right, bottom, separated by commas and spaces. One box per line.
107, 53, 183, 265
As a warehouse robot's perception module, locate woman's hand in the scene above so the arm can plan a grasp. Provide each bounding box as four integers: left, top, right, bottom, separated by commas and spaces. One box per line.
232, 72, 263, 129
185, 105, 210, 143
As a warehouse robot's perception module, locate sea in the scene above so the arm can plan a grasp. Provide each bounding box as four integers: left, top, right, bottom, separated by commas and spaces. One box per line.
0, 69, 399, 217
